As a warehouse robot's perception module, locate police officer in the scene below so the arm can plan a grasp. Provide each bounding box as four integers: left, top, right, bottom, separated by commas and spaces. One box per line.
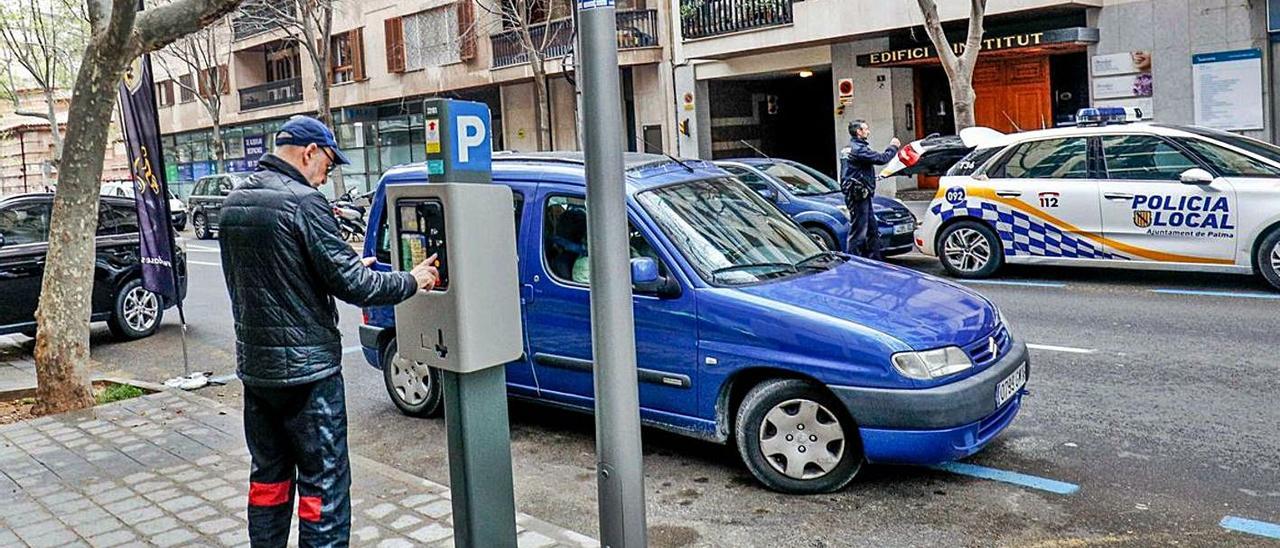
840, 120, 900, 259
219, 116, 439, 547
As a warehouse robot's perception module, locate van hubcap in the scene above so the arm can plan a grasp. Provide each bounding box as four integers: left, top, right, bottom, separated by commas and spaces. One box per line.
1270, 241, 1280, 274
943, 228, 991, 273
390, 352, 431, 406
759, 399, 845, 480
123, 287, 159, 332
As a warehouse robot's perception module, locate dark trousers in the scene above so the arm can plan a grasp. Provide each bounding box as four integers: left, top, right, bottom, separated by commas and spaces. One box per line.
845, 196, 882, 260
244, 373, 351, 548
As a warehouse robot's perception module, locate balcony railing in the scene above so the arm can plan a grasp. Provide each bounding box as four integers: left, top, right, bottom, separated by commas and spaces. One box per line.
490, 9, 659, 69
239, 78, 302, 111
679, 0, 793, 40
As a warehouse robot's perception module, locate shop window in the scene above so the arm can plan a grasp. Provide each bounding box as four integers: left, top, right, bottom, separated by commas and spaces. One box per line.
330, 29, 366, 84
993, 138, 1088, 179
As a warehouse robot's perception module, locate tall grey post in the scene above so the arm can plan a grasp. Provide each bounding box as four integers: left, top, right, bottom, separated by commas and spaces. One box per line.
578, 0, 649, 546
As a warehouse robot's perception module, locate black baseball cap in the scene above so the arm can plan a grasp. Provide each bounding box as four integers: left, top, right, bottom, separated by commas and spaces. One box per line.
274, 116, 351, 165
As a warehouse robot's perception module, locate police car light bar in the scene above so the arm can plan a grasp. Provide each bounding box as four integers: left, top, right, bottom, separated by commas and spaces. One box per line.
1076, 107, 1143, 126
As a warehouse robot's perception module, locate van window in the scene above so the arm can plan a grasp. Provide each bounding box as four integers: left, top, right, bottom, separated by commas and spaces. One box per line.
542, 195, 664, 286
376, 190, 524, 265
993, 138, 1089, 179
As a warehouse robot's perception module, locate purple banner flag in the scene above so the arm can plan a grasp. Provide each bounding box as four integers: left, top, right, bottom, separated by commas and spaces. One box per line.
117, 54, 178, 301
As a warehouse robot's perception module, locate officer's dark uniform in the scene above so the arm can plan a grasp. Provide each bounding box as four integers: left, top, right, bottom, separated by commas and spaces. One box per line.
220, 147, 418, 547
840, 136, 898, 259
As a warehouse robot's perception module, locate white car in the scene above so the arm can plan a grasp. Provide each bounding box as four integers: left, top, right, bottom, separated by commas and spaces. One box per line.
888, 108, 1280, 290
100, 181, 188, 231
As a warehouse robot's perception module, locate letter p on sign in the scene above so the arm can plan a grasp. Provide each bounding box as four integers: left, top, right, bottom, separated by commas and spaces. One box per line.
457, 116, 486, 163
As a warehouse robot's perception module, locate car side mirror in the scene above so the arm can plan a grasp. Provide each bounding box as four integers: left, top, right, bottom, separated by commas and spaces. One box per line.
631, 257, 680, 297
0, 233, 6, 248
1180, 168, 1215, 185
220, 187, 232, 196
757, 188, 778, 202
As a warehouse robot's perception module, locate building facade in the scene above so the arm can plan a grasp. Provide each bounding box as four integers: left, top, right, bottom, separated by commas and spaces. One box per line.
156, 0, 674, 198
671, 0, 1276, 190
0, 89, 131, 196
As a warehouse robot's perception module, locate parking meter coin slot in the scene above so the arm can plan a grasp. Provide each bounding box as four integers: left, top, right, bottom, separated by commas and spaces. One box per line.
395, 198, 449, 290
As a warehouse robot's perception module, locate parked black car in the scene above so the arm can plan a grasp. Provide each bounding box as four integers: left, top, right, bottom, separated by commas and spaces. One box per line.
189, 173, 248, 240
0, 194, 187, 340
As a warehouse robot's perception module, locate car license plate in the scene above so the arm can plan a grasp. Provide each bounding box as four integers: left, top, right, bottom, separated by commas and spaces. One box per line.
996, 362, 1027, 407
894, 222, 913, 235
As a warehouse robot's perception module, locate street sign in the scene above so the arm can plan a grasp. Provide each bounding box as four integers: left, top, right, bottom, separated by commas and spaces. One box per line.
422, 99, 493, 183
838, 78, 855, 106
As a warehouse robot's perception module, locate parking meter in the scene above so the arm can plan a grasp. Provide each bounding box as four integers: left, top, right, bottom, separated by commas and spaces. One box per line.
386, 99, 520, 548
386, 182, 522, 372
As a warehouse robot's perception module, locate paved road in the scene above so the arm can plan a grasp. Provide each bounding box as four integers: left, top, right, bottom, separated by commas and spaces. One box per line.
31, 227, 1279, 547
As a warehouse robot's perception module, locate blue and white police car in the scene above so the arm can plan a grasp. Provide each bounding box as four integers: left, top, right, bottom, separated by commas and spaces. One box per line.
889, 108, 1280, 290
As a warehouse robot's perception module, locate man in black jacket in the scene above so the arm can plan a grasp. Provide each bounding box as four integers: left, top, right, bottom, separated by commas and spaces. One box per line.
220, 116, 438, 547
840, 120, 900, 259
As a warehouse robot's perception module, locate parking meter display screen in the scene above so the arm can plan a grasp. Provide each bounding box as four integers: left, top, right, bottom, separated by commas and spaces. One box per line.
396, 199, 449, 290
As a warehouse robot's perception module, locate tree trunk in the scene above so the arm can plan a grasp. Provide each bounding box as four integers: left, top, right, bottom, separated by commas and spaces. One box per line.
531, 57, 549, 151
33, 26, 134, 416
211, 118, 225, 173
951, 80, 977, 131
43, 86, 63, 168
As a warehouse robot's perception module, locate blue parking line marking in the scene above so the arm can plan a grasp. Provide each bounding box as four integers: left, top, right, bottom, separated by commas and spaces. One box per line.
960, 280, 1067, 288
1151, 288, 1280, 300
1220, 516, 1280, 540
931, 462, 1079, 495
1218, 514, 1280, 537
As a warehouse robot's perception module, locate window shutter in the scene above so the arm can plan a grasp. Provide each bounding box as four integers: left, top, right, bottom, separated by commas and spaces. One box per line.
352, 28, 366, 80
457, 1, 476, 61
385, 17, 405, 73
219, 65, 230, 94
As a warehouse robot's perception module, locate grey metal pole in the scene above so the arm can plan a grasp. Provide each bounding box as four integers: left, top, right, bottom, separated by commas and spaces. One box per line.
578, 1, 648, 546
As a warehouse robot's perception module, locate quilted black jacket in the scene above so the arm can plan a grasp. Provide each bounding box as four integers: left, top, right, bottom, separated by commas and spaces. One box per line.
220, 154, 418, 387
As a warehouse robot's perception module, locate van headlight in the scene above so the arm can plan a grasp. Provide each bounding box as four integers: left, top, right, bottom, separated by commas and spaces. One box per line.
891, 346, 973, 379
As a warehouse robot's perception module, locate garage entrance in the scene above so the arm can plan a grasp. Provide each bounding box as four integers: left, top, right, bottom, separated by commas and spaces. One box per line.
707, 69, 839, 177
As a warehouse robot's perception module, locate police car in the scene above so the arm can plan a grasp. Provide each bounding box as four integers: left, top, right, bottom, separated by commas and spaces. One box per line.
886, 108, 1280, 290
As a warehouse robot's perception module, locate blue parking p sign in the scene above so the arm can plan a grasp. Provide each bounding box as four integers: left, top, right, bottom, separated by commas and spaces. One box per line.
423, 98, 492, 183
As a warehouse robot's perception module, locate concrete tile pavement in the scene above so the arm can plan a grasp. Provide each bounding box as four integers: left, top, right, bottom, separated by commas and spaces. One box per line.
0, 388, 598, 547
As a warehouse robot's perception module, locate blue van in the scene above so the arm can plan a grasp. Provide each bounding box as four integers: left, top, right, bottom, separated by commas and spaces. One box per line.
359, 153, 1029, 494
714, 158, 916, 256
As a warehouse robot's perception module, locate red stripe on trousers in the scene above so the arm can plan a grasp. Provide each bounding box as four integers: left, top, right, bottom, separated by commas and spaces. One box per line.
248, 481, 291, 506
298, 496, 322, 523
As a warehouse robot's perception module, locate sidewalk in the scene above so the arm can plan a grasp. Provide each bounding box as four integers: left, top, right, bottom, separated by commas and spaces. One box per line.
0, 387, 598, 547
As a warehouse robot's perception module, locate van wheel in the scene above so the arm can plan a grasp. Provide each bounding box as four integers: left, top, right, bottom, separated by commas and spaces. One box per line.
1257, 228, 1280, 291
937, 220, 1003, 278
192, 213, 211, 240
735, 379, 862, 494
805, 226, 837, 251
108, 279, 163, 340
382, 338, 443, 418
